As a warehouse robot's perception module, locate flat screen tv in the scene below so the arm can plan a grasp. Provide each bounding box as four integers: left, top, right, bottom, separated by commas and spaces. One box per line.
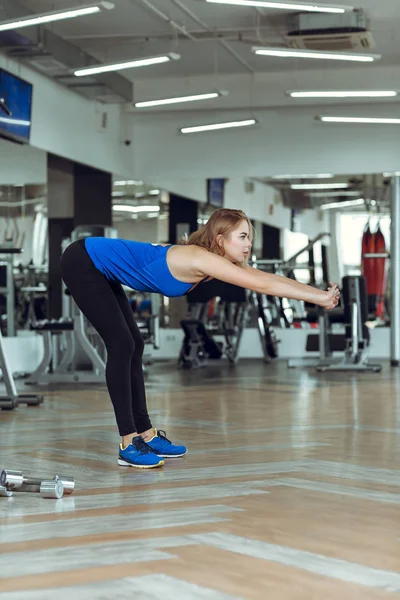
0, 68, 33, 144
207, 178, 225, 208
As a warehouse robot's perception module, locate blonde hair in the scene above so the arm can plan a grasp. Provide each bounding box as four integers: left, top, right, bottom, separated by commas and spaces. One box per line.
183, 208, 253, 266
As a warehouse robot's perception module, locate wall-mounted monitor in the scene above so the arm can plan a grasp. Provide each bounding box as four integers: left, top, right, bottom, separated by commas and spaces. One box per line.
0, 68, 33, 145
207, 178, 225, 208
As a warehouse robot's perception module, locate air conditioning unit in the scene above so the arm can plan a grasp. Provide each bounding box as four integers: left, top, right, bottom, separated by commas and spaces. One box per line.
285, 9, 376, 51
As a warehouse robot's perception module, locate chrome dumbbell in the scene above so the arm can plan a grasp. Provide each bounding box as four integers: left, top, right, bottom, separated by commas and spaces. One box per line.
1, 469, 75, 495
0, 470, 74, 499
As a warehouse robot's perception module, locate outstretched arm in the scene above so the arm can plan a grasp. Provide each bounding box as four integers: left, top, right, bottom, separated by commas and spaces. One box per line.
193, 249, 339, 309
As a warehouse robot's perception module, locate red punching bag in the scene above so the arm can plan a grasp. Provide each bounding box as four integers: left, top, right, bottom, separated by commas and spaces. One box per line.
361, 223, 376, 298
374, 222, 388, 318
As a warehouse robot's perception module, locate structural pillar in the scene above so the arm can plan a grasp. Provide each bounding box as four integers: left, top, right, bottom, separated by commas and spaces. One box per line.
391, 176, 400, 366
47, 154, 112, 318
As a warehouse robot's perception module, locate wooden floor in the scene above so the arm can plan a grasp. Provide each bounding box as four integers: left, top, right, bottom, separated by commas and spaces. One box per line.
1, 359, 400, 599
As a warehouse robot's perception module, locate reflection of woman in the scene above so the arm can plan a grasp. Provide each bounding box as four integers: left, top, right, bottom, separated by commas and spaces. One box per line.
61, 208, 339, 469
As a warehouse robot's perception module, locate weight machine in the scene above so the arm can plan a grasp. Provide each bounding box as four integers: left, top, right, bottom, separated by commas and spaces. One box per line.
178, 280, 249, 369
288, 275, 382, 372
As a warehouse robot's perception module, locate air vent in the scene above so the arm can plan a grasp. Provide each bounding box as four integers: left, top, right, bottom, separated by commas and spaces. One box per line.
285, 9, 376, 51
285, 31, 376, 51
26, 55, 69, 76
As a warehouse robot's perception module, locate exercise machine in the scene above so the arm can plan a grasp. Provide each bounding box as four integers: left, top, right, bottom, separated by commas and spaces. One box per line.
0, 324, 43, 409
288, 275, 382, 372
25, 312, 106, 385
249, 290, 280, 363
0, 247, 22, 336
0, 247, 43, 409
250, 232, 331, 330
178, 280, 249, 369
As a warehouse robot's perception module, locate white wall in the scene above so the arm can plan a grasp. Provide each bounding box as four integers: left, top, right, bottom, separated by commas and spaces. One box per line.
131, 102, 400, 180
0, 56, 132, 177
0, 141, 47, 184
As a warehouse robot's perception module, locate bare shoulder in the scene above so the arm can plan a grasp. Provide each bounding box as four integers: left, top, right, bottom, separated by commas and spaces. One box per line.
180, 245, 229, 275
169, 244, 201, 260
165, 244, 207, 282
192, 249, 267, 292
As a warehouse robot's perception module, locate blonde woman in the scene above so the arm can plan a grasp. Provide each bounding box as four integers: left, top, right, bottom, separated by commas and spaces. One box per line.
61, 209, 339, 469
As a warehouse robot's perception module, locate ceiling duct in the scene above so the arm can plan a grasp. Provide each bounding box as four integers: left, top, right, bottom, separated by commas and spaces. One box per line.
280, 189, 313, 210
285, 9, 376, 51
0, 0, 133, 103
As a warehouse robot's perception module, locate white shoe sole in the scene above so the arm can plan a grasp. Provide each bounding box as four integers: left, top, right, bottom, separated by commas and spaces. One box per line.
157, 452, 187, 458
117, 458, 164, 468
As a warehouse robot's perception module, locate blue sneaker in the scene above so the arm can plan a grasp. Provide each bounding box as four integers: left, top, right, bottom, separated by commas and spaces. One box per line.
146, 429, 187, 458
118, 436, 164, 468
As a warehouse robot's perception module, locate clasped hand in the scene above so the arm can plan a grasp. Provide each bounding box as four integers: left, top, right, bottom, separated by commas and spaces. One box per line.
320, 282, 340, 310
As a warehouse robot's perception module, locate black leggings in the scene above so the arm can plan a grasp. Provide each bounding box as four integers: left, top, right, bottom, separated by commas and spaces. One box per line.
60, 239, 152, 436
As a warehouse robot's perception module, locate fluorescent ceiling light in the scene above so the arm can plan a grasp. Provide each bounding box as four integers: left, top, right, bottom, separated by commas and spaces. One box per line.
291, 182, 350, 190
112, 205, 160, 213
135, 189, 160, 198
252, 47, 380, 62
114, 180, 144, 186
0, 116, 30, 126
320, 198, 365, 210
0, 2, 114, 32
135, 91, 227, 108
310, 190, 361, 198
113, 189, 160, 198
180, 118, 256, 134
319, 116, 400, 124
202, 0, 352, 13
288, 90, 397, 98
74, 53, 180, 77
383, 172, 400, 177
271, 173, 334, 179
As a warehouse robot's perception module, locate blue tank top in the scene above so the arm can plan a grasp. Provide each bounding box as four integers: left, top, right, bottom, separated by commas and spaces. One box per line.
84, 237, 193, 297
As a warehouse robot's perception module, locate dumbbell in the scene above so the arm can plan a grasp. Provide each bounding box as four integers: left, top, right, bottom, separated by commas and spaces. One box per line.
1, 469, 75, 495
0, 470, 64, 499
0, 470, 74, 499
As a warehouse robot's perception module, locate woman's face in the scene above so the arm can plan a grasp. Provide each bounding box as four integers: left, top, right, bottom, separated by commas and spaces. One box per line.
218, 219, 252, 263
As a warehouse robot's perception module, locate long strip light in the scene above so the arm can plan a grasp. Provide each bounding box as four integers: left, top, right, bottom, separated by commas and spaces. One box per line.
74, 53, 180, 77
135, 91, 227, 108
320, 198, 365, 210
0, 116, 31, 126
310, 190, 361, 198
291, 182, 350, 190
287, 90, 397, 98
112, 189, 160, 198
0, 2, 114, 32
180, 118, 256, 134
112, 205, 160, 213
319, 116, 400, 124
135, 189, 160, 198
202, 0, 352, 13
271, 173, 334, 179
114, 180, 144, 186
252, 47, 381, 63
